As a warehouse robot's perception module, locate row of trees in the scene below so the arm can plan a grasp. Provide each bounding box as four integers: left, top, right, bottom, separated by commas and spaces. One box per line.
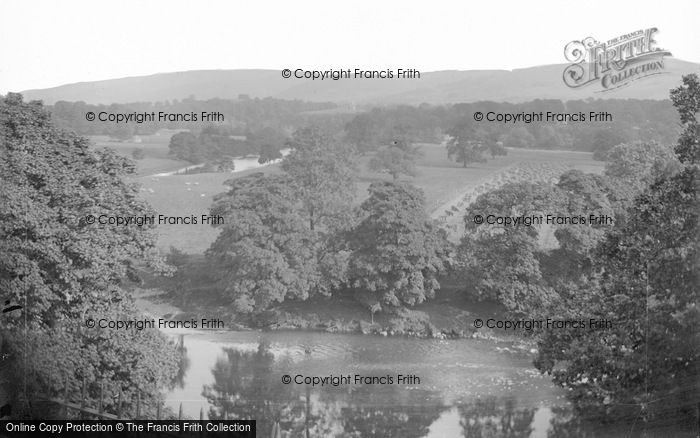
168, 125, 290, 169
48, 96, 678, 165
48, 97, 337, 139
344, 99, 679, 158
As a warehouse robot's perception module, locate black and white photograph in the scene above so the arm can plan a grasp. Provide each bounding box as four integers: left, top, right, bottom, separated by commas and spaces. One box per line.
1, 1, 699, 436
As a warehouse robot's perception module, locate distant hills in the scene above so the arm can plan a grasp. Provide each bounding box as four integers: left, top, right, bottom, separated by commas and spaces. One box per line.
20, 58, 700, 105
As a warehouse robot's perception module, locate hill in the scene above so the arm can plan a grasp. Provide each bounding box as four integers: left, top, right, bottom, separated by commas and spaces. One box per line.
20, 58, 700, 105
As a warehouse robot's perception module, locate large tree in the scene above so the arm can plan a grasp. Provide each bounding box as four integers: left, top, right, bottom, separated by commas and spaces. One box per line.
368, 126, 422, 181
346, 182, 451, 312
207, 127, 357, 314
282, 126, 357, 232
459, 182, 557, 315
207, 173, 320, 313
0, 94, 178, 417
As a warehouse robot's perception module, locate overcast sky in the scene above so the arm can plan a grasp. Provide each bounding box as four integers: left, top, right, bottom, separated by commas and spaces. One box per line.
1, 0, 698, 94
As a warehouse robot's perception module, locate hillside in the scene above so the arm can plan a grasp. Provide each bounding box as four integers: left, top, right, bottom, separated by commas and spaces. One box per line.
21, 58, 700, 105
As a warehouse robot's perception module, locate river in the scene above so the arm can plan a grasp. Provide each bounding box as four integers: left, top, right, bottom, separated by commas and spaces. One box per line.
151, 149, 292, 177
158, 329, 690, 437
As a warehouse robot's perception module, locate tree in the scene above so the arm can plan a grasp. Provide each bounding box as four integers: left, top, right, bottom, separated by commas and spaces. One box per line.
258, 143, 283, 164
446, 122, 506, 167
536, 167, 699, 422
0, 94, 177, 416
206, 127, 357, 314
168, 131, 200, 162
207, 173, 320, 313
346, 182, 451, 311
282, 126, 357, 232
535, 75, 700, 424
591, 128, 627, 160
502, 126, 536, 149
670, 73, 700, 165
459, 183, 556, 315
368, 144, 420, 180
344, 111, 383, 154
604, 141, 678, 192
251, 126, 287, 164
368, 125, 423, 180
541, 170, 616, 288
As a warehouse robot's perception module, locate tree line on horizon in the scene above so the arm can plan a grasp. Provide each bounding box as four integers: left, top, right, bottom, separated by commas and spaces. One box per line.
44, 97, 680, 168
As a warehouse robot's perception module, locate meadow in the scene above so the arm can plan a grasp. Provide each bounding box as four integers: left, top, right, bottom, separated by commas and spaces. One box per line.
129, 139, 603, 254
90, 132, 188, 176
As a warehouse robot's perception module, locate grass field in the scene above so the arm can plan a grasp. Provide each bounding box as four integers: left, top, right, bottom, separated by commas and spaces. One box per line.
368, 144, 604, 214
90, 133, 189, 176
137, 166, 282, 253
130, 142, 603, 254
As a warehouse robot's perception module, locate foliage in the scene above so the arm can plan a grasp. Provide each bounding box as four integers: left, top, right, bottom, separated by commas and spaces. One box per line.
536, 166, 699, 421
207, 173, 320, 313
346, 182, 452, 311
253, 126, 287, 164
535, 75, 700, 423
670, 73, 700, 164
49, 97, 337, 140
282, 126, 357, 232
502, 126, 536, 149
168, 126, 257, 165
542, 170, 617, 287
7, 302, 180, 418
344, 107, 441, 154
446, 122, 507, 167
603, 141, 678, 196
0, 93, 177, 416
459, 182, 556, 315
591, 128, 627, 160
168, 131, 201, 162
368, 143, 420, 180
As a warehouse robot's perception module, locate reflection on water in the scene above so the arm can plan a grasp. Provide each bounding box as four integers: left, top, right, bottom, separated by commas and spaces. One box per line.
203, 341, 300, 432
165, 331, 695, 437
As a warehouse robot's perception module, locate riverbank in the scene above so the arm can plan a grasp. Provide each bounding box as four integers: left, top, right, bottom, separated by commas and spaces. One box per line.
132, 284, 537, 351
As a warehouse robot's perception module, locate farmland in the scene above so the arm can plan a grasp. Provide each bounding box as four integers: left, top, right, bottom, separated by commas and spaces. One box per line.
89, 133, 188, 176
130, 139, 603, 253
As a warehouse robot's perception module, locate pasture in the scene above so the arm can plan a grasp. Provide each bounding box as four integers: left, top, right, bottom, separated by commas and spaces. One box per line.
133, 143, 603, 254
90, 133, 188, 176
137, 166, 282, 254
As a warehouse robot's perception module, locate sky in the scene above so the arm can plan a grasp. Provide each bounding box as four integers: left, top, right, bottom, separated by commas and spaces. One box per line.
1, 0, 699, 94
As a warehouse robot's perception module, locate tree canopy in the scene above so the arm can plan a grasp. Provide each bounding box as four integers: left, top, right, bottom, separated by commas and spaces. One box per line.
533, 74, 700, 423
0, 94, 178, 416
346, 181, 452, 311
